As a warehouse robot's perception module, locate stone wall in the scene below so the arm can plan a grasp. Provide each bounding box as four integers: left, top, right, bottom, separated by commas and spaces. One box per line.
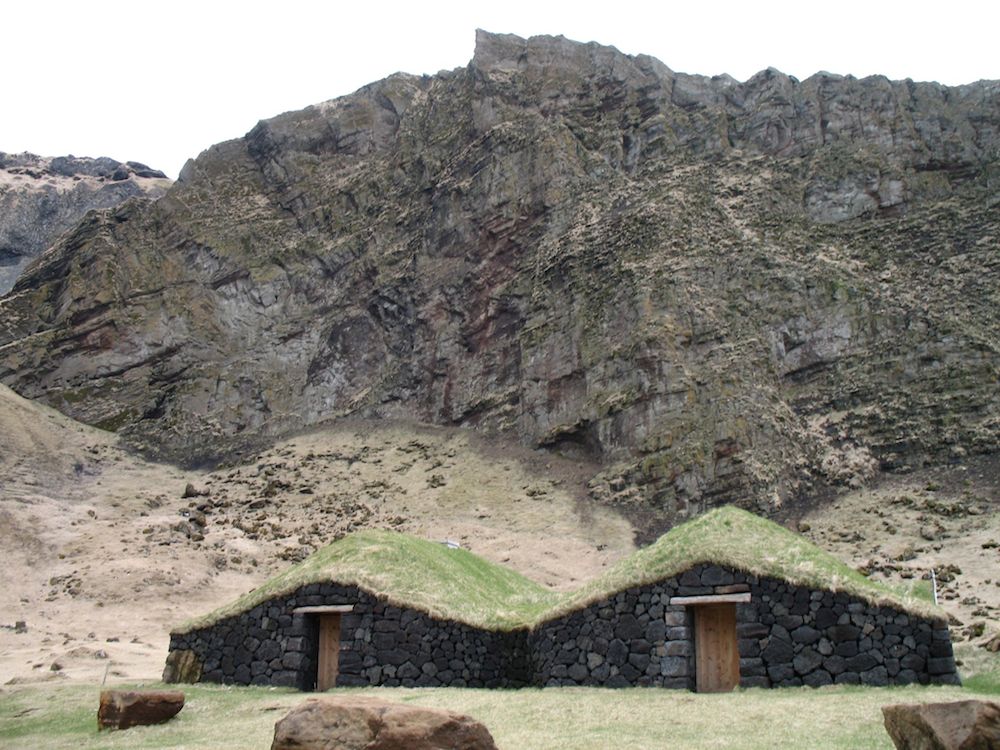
166, 582, 527, 689
527, 564, 959, 689
166, 567, 959, 690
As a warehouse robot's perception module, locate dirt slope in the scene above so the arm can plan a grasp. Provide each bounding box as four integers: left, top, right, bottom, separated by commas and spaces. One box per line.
0, 385, 633, 686
2, 384, 996, 688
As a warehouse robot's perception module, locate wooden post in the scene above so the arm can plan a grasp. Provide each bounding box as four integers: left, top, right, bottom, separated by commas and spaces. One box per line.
694, 603, 739, 693
316, 614, 341, 691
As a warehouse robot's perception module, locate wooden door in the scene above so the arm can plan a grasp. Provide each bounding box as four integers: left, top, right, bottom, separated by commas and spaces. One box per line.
694, 604, 739, 692
317, 614, 341, 691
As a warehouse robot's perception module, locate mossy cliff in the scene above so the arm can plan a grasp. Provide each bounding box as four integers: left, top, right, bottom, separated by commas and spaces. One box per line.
1, 31, 997, 535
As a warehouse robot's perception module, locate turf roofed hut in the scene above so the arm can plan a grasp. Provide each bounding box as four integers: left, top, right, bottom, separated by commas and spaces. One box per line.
164, 507, 959, 692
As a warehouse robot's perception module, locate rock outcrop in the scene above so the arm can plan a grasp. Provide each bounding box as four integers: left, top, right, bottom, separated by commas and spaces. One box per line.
0, 152, 170, 293
1, 31, 998, 535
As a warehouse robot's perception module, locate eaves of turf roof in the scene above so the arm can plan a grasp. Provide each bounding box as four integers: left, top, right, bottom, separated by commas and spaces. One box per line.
172, 506, 945, 635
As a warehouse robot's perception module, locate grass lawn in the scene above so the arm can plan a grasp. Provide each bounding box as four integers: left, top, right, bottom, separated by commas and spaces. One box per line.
1, 672, 997, 750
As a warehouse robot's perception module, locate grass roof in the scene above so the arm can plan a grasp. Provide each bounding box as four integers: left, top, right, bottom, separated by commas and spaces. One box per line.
174, 506, 943, 635
543, 506, 942, 622
174, 530, 561, 633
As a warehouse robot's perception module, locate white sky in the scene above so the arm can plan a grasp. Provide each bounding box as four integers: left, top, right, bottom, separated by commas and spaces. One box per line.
4, 0, 997, 179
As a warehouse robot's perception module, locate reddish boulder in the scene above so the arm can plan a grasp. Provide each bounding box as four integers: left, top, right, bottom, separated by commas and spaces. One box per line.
98, 690, 185, 730
882, 700, 1000, 749
271, 696, 498, 750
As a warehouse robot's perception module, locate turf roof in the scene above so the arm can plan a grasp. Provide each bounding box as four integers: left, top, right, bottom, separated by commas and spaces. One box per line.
175, 530, 561, 633
173, 506, 943, 634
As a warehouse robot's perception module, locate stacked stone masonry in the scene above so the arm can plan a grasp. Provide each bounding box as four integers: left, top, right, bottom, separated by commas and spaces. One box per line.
166, 565, 959, 690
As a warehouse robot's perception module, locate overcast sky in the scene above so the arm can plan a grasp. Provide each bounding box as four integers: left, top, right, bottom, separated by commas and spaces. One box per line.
5, 0, 997, 179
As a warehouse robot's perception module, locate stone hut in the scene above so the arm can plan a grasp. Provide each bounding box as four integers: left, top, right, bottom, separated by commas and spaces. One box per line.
164, 507, 959, 691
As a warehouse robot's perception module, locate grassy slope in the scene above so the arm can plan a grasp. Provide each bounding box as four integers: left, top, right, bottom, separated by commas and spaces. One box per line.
176, 507, 944, 635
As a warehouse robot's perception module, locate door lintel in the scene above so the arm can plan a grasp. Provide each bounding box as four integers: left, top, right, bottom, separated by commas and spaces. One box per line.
669, 593, 750, 606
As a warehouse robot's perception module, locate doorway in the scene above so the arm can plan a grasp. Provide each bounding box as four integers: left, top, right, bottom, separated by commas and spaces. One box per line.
316, 613, 341, 691
293, 604, 353, 691
693, 603, 739, 692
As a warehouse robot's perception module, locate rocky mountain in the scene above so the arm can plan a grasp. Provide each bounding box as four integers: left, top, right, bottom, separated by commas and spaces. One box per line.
1, 30, 998, 537
0, 152, 171, 293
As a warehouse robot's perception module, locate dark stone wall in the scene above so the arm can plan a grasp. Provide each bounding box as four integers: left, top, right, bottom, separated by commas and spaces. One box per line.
166, 567, 959, 690
526, 584, 694, 688
166, 582, 526, 689
527, 564, 959, 689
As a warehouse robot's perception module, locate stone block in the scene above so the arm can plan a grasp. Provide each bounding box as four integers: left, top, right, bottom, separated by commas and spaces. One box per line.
835, 641, 859, 658
861, 665, 889, 686
616, 614, 642, 640
664, 640, 691, 657
739, 658, 766, 677
761, 637, 794, 665
802, 670, 833, 688
628, 653, 650, 672
814, 608, 838, 629
930, 640, 954, 658
882, 700, 1000, 750
660, 657, 688, 678
98, 690, 185, 730
271, 696, 498, 750
700, 566, 732, 586
927, 656, 956, 675
679, 570, 702, 587
767, 664, 795, 682
737, 622, 769, 639
607, 639, 628, 666
829, 624, 860, 642
663, 610, 686, 627
791, 626, 821, 645
793, 648, 823, 675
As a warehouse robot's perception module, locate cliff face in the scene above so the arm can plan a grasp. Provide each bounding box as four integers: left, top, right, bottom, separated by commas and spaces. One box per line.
1, 31, 997, 534
0, 153, 171, 293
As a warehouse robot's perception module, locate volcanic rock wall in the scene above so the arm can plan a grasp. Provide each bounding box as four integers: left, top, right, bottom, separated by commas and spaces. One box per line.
0, 152, 169, 293
2, 31, 998, 531
165, 567, 957, 690
529, 564, 958, 688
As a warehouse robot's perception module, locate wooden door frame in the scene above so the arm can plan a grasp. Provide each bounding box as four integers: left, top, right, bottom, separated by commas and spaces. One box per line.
293, 604, 354, 692
669, 593, 748, 693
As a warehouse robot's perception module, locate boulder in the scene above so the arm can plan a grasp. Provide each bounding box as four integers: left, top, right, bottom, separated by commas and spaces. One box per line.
98, 690, 185, 730
271, 696, 498, 750
882, 700, 1000, 749
162, 648, 203, 683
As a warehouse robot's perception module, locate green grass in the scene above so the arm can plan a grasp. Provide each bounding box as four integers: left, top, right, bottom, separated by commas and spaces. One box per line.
176, 530, 561, 633
547, 507, 944, 622
175, 507, 945, 635
954, 642, 1000, 695
1, 680, 995, 750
